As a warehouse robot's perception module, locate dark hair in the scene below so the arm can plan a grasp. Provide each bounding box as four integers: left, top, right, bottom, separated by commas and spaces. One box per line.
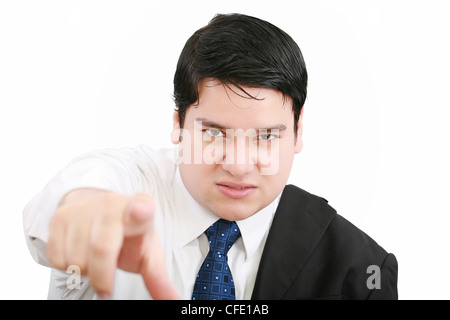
173, 13, 307, 133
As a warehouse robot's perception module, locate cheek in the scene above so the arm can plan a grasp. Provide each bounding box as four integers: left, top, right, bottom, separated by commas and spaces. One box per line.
180, 163, 216, 189
259, 151, 293, 201
258, 138, 295, 177
278, 144, 295, 176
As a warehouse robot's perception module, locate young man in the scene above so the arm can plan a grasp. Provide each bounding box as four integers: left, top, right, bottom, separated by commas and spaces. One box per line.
23, 13, 398, 300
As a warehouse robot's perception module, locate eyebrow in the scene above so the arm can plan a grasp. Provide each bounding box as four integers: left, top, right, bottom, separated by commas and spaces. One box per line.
195, 117, 287, 132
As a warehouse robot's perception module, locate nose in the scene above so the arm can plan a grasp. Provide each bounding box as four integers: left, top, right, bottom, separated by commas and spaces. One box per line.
221, 138, 257, 177
222, 161, 256, 177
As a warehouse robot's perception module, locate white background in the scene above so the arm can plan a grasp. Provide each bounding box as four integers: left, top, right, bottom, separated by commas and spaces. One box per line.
1, 0, 449, 300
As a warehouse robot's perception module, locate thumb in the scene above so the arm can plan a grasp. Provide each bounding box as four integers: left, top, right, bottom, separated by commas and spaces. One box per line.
123, 193, 155, 237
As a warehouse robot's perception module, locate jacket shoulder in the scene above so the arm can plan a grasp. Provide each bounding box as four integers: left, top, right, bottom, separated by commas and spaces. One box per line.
279, 185, 398, 299
285, 184, 388, 258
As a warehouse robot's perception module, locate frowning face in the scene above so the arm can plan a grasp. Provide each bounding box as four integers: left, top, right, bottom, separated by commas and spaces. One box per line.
172, 79, 303, 221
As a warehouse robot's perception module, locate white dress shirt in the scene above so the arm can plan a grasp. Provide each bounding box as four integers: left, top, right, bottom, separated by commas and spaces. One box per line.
23, 145, 280, 300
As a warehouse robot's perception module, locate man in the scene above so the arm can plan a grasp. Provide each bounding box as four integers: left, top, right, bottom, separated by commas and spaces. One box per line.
23, 13, 398, 300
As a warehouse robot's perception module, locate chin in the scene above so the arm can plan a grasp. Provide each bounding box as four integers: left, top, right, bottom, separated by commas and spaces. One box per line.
213, 203, 260, 221
219, 212, 255, 221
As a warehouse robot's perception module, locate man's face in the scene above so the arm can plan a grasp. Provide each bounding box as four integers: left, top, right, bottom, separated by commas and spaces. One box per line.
172, 79, 303, 221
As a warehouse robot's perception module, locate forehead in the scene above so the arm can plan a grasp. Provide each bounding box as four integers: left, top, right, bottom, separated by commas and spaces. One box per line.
187, 79, 293, 128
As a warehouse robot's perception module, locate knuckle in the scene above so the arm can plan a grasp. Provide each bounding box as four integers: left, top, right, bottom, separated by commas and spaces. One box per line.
98, 191, 123, 207
90, 234, 119, 258
90, 240, 111, 258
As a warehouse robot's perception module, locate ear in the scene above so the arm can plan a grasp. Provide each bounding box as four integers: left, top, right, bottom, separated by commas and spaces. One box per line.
171, 111, 181, 145
294, 107, 304, 154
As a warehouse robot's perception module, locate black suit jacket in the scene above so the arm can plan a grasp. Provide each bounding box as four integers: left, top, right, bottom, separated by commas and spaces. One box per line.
251, 185, 398, 300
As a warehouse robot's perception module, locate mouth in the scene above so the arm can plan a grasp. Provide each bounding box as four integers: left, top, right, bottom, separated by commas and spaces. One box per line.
216, 182, 257, 199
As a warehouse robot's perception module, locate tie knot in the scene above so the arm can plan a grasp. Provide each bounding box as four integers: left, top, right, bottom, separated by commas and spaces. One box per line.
206, 219, 241, 255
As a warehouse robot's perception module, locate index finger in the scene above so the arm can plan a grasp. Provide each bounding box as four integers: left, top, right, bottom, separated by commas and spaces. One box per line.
140, 232, 180, 300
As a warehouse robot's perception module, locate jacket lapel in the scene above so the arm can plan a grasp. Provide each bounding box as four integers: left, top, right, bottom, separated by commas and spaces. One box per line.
251, 184, 336, 299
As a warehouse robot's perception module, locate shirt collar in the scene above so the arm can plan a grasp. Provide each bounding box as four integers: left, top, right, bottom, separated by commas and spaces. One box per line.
173, 167, 220, 248
236, 197, 278, 260
173, 166, 280, 260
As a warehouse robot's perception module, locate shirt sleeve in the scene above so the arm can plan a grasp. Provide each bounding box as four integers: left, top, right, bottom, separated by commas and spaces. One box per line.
22, 146, 151, 268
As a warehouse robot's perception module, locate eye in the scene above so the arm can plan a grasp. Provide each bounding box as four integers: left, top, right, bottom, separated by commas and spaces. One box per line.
204, 129, 224, 137
258, 133, 277, 141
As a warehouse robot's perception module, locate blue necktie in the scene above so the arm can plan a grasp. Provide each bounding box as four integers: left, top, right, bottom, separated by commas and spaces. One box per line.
192, 219, 241, 300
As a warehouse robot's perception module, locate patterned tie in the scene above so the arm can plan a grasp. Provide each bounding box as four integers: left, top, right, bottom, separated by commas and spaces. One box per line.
192, 219, 241, 300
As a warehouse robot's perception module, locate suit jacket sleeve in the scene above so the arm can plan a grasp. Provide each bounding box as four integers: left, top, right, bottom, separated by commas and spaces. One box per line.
367, 252, 398, 300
